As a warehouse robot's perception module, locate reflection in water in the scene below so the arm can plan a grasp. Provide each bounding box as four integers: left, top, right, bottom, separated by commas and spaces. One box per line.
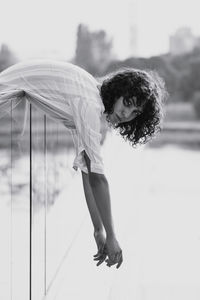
1, 141, 200, 300
0, 149, 76, 212
0, 102, 80, 300
1, 99, 200, 300
0, 150, 11, 202
32, 150, 76, 212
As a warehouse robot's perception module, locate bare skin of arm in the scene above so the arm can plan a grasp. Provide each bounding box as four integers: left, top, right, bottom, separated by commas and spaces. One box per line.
81, 170, 104, 234
82, 151, 123, 268
82, 171, 107, 265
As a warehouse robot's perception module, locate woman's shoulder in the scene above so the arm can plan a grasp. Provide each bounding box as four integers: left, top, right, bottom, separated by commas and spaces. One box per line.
1, 59, 91, 75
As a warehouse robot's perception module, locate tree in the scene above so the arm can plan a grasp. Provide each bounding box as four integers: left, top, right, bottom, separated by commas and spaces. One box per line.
74, 24, 113, 75
74, 24, 93, 72
192, 91, 200, 119
104, 54, 179, 101
0, 44, 18, 72
179, 59, 200, 101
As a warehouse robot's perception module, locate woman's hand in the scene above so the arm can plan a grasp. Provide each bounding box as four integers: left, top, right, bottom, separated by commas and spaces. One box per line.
105, 236, 123, 269
93, 230, 108, 266
93, 233, 123, 269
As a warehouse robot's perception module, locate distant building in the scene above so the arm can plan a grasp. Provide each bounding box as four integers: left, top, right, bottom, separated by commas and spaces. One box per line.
129, 24, 138, 57
169, 27, 197, 55
128, 0, 138, 57
195, 37, 200, 50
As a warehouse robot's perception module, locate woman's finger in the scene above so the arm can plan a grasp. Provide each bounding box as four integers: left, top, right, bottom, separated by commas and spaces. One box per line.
96, 260, 104, 266
96, 254, 107, 266
94, 251, 107, 265
93, 249, 104, 258
94, 256, 103, 261
93, 244, 106, 257
106, 261, 115, 267
109, 253, 116, 262
106, 257, 116, 267
106, 252, 123, 267
93, 252, 106, 261
116, 253, 123, 269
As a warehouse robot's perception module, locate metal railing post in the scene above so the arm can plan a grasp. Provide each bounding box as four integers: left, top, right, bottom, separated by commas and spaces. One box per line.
30, 104, 32, 300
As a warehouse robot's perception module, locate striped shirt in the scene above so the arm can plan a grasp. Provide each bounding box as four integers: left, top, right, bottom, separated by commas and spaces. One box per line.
0, 59, 106, 174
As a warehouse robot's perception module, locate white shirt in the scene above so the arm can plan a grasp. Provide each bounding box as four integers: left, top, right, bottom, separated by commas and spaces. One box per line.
0, 59, 106, 174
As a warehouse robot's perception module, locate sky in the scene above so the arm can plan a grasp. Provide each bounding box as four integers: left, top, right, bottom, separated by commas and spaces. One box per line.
0, 0, 200, 61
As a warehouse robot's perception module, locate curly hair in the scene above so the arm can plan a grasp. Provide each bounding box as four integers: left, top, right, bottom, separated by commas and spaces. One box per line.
99, 67, 168, 146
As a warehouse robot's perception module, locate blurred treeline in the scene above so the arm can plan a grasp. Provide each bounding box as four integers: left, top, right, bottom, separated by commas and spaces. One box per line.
72, 24, 200, 121
1, 23, 200, 120
0, 43, 17, 72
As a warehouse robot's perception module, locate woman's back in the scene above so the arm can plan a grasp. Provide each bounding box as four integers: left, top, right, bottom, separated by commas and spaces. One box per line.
0, 59, 104, 128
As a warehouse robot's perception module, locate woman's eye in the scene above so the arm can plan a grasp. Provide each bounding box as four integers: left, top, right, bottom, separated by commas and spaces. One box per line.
135, 110, 142, 117
124, 99, 132, 107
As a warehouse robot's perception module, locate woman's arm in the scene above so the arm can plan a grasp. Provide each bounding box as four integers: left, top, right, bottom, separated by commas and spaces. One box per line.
83, 151, 123, 268
81, 171, 104, 234
83, 151, 116, 239
82, 171, 107, 265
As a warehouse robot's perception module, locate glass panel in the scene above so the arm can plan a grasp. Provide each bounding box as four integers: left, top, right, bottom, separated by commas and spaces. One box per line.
45, 118, 85, 295
1, 98, 85, 300
31, 105, 46, 300
31, 108, 86, 298
0, 104, 12, 300
10, 100, 30, 300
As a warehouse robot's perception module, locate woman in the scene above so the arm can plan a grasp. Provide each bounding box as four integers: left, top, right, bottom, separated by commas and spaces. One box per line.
0, 59, 167, 269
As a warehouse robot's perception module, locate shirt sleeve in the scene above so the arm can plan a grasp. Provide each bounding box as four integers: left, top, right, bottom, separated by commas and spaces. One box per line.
70, 97, 104, 174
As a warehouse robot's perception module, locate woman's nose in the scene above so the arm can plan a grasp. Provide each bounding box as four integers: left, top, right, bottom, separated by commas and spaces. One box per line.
122, 108, 131, 120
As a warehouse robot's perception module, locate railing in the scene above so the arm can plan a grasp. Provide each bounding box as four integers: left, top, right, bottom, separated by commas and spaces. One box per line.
148, 121, 200, 148
0, 102, 86, 300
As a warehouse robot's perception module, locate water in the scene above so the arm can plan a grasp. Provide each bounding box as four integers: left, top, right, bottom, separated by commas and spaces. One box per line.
1, 132, 200, 300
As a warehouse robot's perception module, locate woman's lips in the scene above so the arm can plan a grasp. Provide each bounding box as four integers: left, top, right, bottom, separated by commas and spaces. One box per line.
116, 114, 121, 123
108, 113, 121, 125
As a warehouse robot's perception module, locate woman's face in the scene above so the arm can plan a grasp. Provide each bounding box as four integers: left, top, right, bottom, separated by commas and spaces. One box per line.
107, 96, 143, 125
